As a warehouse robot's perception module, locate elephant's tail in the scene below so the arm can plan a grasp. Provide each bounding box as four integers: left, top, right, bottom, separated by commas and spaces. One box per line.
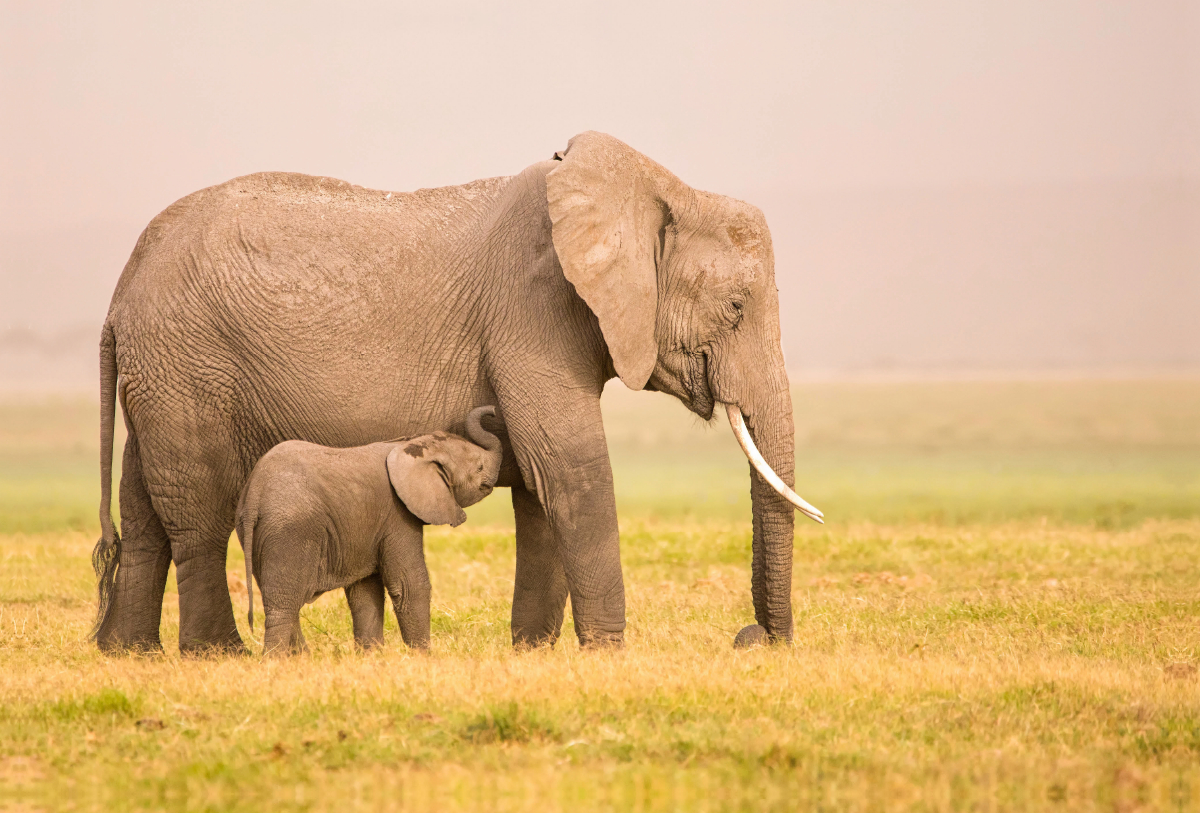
237, 486, 259, 632
90, 323, 121, 639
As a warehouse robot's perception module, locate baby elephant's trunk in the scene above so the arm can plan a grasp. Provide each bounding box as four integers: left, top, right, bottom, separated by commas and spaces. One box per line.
466, 406, 503, 487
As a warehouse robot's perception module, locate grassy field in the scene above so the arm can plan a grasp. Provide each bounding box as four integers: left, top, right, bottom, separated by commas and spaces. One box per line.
1, 380, 1198, 811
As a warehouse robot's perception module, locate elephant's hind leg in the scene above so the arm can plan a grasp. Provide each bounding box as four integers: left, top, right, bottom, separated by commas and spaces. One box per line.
262, 607, 306, 655
146, 441, 245, 655
168, 511, 245, 656
345, 574, 386, 650
256, 527, 319, 655
96, 431, 172, 654
511, 483, 569, 649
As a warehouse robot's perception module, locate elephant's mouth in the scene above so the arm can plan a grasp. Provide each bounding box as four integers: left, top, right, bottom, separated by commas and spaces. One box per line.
647, 348, 715, 420
687, 350, 715, 420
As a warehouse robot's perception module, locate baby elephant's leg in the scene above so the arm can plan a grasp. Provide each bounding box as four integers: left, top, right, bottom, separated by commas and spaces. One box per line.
257, 531, 318, 656
380, 531, 431, 651
345, 574, 386, 649
262, 607, 306, 655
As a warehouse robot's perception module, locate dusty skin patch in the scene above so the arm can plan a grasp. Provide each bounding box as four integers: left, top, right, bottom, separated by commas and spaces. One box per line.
725, 219, 761, 254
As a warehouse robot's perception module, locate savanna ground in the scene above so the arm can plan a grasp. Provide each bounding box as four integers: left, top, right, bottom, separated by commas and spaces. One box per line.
1, 379, 1198, 812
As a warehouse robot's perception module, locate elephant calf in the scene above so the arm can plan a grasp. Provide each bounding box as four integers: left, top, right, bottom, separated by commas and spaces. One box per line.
236, 406, 503, 654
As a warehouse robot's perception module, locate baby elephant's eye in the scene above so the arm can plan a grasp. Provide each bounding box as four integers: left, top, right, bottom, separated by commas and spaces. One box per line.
477, 463, 484, 472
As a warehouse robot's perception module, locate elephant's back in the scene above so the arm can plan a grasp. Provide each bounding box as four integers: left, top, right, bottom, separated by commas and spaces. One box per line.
107, 171, 512, 322
243, 440, 329, 501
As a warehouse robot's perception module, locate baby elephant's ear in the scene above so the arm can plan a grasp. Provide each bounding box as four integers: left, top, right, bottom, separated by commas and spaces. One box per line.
386, 445, 468, 527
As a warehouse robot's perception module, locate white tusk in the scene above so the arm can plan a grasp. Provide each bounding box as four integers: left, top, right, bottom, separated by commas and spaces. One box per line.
725, 403, 824, 524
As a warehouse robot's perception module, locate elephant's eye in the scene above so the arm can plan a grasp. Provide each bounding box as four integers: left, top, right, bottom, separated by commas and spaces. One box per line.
477, 463, 484, 472
728, 299, 744, 327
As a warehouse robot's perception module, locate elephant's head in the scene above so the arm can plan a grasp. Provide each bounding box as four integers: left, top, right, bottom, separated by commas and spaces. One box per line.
386, 407, 503, 527
546, 132, 822, 645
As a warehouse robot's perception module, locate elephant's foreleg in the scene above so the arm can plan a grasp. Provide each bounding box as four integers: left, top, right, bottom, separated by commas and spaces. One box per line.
498, 390, 624, 648
380, 532, 431, 651
511, 483, 568, 649
558, 490, 625, 648
96, 433, 172, 653
345, 573, 386, 649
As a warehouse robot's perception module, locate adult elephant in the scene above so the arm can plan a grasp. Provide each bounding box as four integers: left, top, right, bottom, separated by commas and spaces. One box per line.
92, 131, 822, 655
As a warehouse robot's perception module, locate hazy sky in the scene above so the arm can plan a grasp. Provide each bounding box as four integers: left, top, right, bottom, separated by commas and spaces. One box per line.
2, 1, 1197, 382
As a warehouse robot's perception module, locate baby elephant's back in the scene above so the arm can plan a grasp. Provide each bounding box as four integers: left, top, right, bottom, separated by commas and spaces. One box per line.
241, 441, 393, 533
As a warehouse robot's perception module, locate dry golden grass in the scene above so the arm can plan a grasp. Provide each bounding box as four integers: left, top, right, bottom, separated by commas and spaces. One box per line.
1, 380, 1198, 811
3, 517, 1198, 812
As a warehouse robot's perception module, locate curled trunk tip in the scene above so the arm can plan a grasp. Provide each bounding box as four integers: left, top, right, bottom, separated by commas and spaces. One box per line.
466, 406, 504, 488
466, 406, 501, 452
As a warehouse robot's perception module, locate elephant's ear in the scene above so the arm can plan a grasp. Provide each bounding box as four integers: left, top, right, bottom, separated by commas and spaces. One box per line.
546, 132, 689, 391
386, 445, 467, 527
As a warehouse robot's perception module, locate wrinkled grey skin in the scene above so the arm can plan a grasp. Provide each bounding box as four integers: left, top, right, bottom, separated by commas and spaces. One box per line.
93, 131, 798, 655
237, 407, 502, 654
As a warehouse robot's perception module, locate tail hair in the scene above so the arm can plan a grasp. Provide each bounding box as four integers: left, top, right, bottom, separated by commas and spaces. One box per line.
90, 531, 121, 638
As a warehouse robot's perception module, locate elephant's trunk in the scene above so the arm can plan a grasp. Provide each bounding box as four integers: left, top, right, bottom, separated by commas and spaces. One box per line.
726, 405, 822, 524
466, 406, 503, 486
736, 385, 800, 643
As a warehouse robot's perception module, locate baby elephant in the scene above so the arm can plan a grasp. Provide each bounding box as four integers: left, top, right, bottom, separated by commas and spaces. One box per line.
236, 406, 503, 654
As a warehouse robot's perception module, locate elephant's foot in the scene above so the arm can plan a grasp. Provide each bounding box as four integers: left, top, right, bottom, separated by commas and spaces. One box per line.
179, 634, 249, 659
94, 549, 171, 655
732, 624, 769, 649
732, 623, 793, 649
96, 606, 165, 654
353, 633, 384, 652
512, 633, 557, 652
511, 585, 567, 649
511, 614, 565, 650
568, 589, 625, 649
576, 629, 625, 650
96, 630, 165, 656
260, 609, 307, 656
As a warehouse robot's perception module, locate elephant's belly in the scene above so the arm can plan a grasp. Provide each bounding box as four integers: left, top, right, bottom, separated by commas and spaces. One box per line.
307, 567, 376, 604
310, 534, 380, 602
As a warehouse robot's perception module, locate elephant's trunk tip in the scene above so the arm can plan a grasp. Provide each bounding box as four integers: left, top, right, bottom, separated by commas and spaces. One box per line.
466, 406, 502, 453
